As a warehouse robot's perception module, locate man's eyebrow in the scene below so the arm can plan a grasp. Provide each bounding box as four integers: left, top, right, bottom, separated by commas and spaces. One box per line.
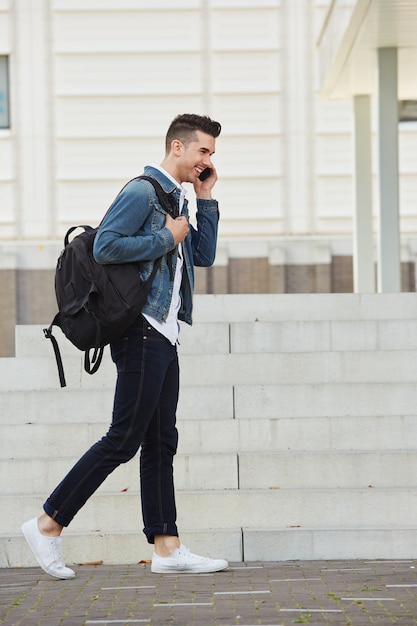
201, 147, 215, 155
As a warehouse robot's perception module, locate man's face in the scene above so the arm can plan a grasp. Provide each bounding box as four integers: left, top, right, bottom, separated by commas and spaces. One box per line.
178, 130, 216, 183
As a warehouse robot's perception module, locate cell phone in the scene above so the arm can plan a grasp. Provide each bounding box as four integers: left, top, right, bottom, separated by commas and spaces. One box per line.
198, 167, 212, 181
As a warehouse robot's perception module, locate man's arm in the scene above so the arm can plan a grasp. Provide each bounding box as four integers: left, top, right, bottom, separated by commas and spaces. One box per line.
93, 180, 175, 264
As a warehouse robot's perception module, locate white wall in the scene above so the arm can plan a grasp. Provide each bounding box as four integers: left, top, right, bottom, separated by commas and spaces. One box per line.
1, 0, 417, 267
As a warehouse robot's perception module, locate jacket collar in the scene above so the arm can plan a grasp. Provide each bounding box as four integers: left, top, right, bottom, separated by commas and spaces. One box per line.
144, 165, 184, 196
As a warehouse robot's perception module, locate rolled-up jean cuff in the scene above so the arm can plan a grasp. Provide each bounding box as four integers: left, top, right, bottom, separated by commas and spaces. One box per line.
43, 501, 71, 528
144, 523, 179, 545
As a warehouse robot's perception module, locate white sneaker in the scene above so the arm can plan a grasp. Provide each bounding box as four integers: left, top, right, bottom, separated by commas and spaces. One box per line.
21, 518, 75, 580
151, 544, 229, 574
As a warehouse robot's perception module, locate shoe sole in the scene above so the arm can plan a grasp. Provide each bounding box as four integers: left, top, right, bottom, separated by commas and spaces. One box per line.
21, 522, 75, 580
151, 562, 229, 574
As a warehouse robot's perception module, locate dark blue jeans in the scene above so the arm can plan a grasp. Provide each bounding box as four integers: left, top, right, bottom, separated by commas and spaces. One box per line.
43, 316, 179, 544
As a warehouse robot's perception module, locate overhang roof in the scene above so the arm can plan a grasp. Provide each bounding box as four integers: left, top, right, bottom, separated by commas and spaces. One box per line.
317, 0, 417, 99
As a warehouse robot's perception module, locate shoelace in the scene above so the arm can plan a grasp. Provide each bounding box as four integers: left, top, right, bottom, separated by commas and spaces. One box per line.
178, 546, 205, 561
48, 537, 66, 568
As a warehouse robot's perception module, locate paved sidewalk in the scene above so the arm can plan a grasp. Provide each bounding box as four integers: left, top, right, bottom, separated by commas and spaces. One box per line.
1, 559, 417, 625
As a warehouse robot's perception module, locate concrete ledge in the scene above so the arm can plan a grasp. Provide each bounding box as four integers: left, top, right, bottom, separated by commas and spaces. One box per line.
4, 350, 417, 391
16, 322, 231, 359
4, 450, 417, 493
1, 453, 239, 494
243, 527, 417, 560
192, 293, 417, 322
3, 415, 417, 457
4, 526, 417, 566
234, 382, 417, 419
5, 488, 417, 535
238, 450, 417, 489
231, 319, 417, 353
0, 386, 234, 423
0, 528, 242, 568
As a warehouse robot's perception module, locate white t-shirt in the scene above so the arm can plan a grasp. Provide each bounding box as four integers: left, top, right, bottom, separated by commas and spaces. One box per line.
143, 165, 187, 345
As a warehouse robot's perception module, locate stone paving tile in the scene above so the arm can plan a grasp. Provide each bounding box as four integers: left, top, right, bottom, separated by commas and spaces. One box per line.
2, 560, 417, 625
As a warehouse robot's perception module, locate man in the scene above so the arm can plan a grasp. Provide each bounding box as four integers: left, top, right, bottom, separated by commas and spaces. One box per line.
22, 113, 228, 578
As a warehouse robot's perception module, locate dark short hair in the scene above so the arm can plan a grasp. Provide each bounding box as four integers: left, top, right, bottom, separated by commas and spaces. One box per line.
165, 113, 221, 152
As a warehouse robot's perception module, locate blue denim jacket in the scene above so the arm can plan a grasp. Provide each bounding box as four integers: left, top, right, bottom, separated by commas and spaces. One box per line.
93, 166, 219, 325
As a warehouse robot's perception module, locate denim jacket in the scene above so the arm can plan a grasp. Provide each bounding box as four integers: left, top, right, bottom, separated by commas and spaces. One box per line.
93, 166, 219, 325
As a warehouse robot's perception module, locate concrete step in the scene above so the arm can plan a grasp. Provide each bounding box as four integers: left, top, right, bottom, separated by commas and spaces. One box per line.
1, 366, 415, 419
0, 386, 233, 425
3, 350, 417, 392
3, 450, 416, 496
1, 454, 239, 494
191, 293, 417, 322
2, 414, 417, 458
4, 292, 417, 565
0, 355, 113, 391
5, 488, 417, 536
179, 351, 417, 385
238, 450, 417, 489
178, 414, 417, 453
0, 388, 115, 425
16, 317, 417, 357
234, 382, 417, 419
243, 527, 417, 561
0, 528, 242, 568
20, 297, 417, 354
230, 319, 417, 353
3, 525, 417, 568
15, 322, 231, 359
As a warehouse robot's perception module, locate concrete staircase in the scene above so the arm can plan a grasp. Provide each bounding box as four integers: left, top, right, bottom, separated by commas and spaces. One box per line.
2, 293, 417, 568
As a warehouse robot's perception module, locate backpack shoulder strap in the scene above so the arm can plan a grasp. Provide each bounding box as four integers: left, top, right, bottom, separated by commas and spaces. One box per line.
97, 175, 178, 229
137, 175, 179, 218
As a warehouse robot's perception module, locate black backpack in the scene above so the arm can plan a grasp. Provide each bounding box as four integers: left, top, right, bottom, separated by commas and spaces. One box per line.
44, 176, 178, 388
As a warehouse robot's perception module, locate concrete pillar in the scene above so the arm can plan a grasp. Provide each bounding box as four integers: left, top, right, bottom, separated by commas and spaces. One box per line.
377, 48, 401, 292
282, 0, 313, 233
14, 0, 54, 238
353, 95, 375, 292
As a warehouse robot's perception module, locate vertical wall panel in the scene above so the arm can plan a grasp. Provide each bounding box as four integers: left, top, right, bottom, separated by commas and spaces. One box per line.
281, 0, 315, 234
2, 0, 417, 243
13, 0, 54, 238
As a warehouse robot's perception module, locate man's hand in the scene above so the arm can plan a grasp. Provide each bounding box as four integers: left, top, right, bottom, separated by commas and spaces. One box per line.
193, 165, 218, 200
165, 214, 189, 245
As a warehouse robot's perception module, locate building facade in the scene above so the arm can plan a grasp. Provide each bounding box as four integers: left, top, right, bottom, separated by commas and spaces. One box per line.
1, 0, 417, 355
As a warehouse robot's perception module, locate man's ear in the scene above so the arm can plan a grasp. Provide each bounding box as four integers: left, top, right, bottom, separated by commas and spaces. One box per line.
171, 139, 183, 156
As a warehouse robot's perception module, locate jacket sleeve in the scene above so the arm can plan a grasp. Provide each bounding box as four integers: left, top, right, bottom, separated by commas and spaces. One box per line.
189, 199, 219, 267
93, 180, 175, 264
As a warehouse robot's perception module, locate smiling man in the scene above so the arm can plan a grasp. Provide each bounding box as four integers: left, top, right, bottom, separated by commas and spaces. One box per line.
21, 114, 228, 578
